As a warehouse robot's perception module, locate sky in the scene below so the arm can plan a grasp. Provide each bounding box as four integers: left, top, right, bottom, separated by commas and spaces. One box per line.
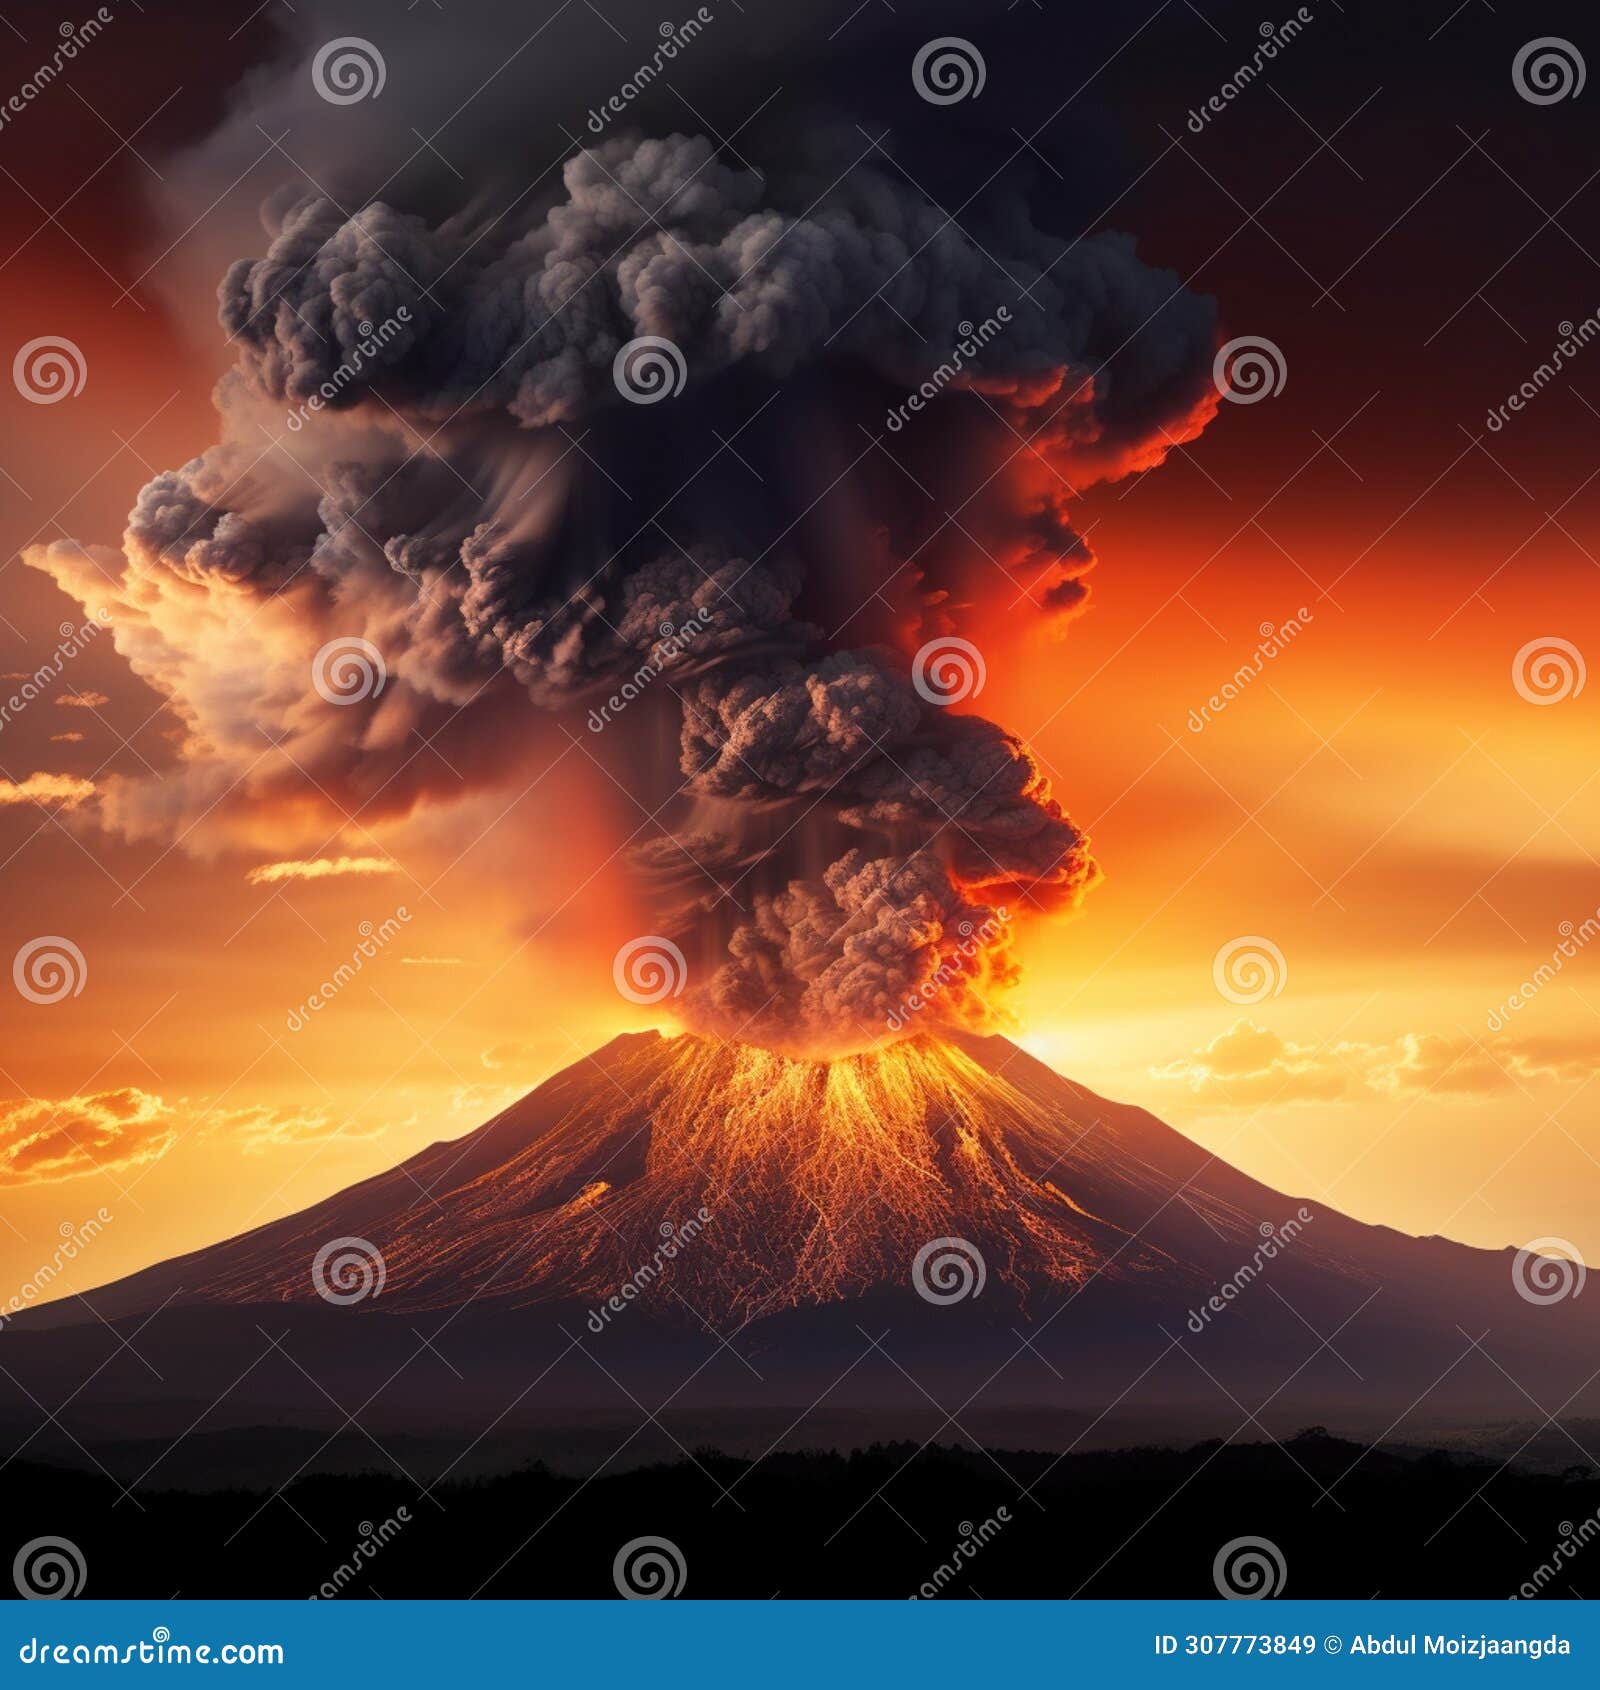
0, 0, 1597, 1307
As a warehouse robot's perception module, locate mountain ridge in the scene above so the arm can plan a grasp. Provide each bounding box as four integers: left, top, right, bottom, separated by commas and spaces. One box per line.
27, 1028, 1373, 1323
3, 1030, 1592, 1456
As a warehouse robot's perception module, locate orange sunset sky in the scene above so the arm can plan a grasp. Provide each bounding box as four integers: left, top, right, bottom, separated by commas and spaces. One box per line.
1, 1, 1597, 1306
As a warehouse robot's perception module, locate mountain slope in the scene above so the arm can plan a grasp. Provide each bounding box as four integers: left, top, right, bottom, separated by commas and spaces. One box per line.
29, 1030, 1370, 1321
4, 1031, 1593, 1455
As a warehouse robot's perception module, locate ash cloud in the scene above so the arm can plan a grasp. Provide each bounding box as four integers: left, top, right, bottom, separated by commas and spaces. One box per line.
29, 0, 1219, 1049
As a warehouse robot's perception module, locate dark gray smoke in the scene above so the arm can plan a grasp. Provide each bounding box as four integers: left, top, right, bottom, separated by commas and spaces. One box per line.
31, 0, 1219, 1048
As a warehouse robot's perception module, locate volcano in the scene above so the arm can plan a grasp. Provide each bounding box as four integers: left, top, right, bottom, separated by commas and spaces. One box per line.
4, 1032, 1594, 1471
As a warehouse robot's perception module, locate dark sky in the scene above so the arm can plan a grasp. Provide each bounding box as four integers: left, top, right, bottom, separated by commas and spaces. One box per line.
3, 0, 1598, 505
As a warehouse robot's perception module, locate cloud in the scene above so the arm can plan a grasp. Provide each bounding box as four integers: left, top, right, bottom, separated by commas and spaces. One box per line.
0, 772, 96, 808
1153, 1020, 1598, 1107
448, 1081, 528, 1119
0, 1089, 178, 1185
401, 955, 465, 967
246, 855, 398, 885
54, 691, 108, 709
26, 13, 1220, 1054
209, 1102, 380, 1154
480, 1041, 537, 1071
49, 732, 85, 744
0, 1089, 389, 1182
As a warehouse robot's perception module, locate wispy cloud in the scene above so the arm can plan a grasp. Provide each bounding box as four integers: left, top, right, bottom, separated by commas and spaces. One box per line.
0, 772, 95, 807
481, 1041, 538, 1071
401, 955, 466, 967
54, 690, 108, 710
0, 1088, 384, 1183
1153, 1019, 1597, 1107
210, 1102, 382, 1154
0, 1089, 177, 1185
246, 855, 398, 885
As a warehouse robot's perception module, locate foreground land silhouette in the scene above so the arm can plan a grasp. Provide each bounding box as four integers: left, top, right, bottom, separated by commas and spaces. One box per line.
7, 1431, 1596, 1599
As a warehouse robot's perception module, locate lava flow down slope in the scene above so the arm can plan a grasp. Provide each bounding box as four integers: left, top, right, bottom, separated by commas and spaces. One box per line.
4, 1031, 1594, 1462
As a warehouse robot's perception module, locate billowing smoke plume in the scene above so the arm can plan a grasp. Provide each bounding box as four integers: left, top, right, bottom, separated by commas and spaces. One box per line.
31, 4, 1218, 1050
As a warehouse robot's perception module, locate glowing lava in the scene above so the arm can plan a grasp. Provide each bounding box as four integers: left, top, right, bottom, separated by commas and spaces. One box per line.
173, 1031, 1296, 1324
